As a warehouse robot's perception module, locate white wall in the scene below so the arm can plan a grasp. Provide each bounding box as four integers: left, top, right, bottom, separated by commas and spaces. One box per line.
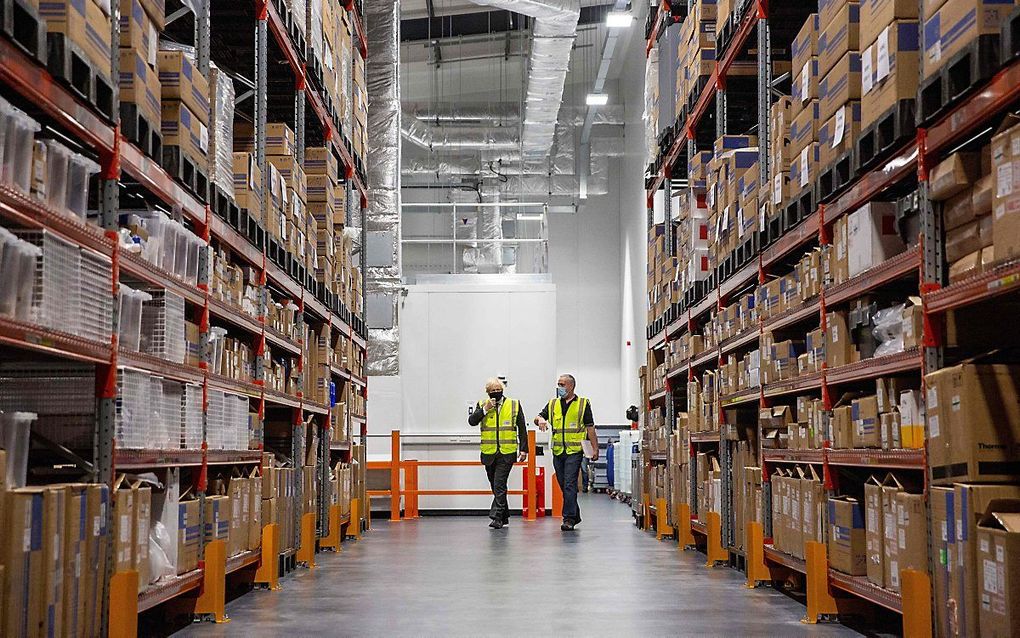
619, 2, 651, 411
547, 183, 624, 422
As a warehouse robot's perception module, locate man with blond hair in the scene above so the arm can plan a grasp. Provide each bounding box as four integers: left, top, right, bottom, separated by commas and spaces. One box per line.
468, 377, 528, 529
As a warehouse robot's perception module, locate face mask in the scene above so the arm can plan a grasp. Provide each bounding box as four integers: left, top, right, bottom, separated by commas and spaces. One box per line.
556, 387, 567, 399
488, 391, 503, 401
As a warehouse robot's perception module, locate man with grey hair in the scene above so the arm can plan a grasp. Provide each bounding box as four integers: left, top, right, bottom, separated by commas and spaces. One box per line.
468, 377, 528, 529
536, 374, 598, 531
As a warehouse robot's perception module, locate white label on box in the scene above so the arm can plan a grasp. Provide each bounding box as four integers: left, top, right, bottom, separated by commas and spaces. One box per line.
833, 108, 845, 148
998, 545, 1005, 562
862, 46, 874, 94
927, 387, 938, 409
801, 62, 810, 102
899, 527, 907, 549
120, 515, 130, 542
951, 393, 961, 412
1012, 138, 1020, 156
941, 521, 947, 542
760, 202, 768, 228
929, 414, 940, 438
890, 562, 900, 588
773, 174, 782, 204
984, 559, 999, 593
981, 538, 990, 553
800, 147, 809, 187
94, 516, 101, 536
75, 554, 81, 578
997, 164, 1013, 196
199, 123, 209, 153
877, 27, 891, 81
931, 41, 941, 64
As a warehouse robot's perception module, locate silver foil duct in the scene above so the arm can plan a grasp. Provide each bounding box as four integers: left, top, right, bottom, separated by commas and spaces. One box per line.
467, 0, 580, 157
366, 0, 401, 376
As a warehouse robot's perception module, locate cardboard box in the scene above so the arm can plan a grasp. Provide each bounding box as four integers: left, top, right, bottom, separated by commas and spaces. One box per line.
860, 21, 920, 129
860, 0, 918, 46
793, 58, 820, 107
852, 395, 880, 448
801, 466, 825, 547
84, 484, 110, 637
898, 389, 924, 448
42, 486, 65, 638
119, 49, 163, 129
304, 146, 340, 184
864, 476, 886, 587
825, 311, 853, 368
139, 0, 165, 28
818, 2, 860, 79
113, 478, 135, 574
880, 411, 901, 450
818, 101, 860, 169
265, 122, 297, 157
40, 0, 113, 78
790, 100, 819, 156
931, 487, 954, 638
157, 50, 210, 124
248, 468, 263, 550
62, 484, 88, 637
832, 404, 854, 449
922, 0, 1017, 81
792, 15, 821, 91
925, 363, 1020, 484
119, 0, 159, 69
790, 143, 819, 192
228, 477, 246, 557
847, 201, 905, 277
946, 219, 982, 263
881, 475, 904, 590
944, 188, 977, 231
161, 100, 209, 167
132, 481, 151, 589
992, 122, 1020, 261
977, 499, 1020, 637
818, 0, 855, 36
819, 52, 862, 123
952, 484, 1020, 638
232, 152, 263, 215
177, 498, 200, 575
930, 151, 983, 202
269, 154, 308, 204
893, 492, 927, 593
828, 496, 867, 575
204, 495, 230, 543
4, 488, 47, 637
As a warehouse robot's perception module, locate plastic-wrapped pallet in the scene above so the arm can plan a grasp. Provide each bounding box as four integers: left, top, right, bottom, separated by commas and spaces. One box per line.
290, 0, 306, 37
141, 289, 186, 363
0, 363, 95, 450
308, 0, 322, 65
208, 63, 235, 198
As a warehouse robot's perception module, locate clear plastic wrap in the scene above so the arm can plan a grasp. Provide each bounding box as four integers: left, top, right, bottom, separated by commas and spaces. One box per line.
0, 411, 36, 488
209, 326, 227, 375
208, 64, 235, 197
872, 304, 905, 357
65, 152, 99, 219
119, 284, 151, 352
149, 521, 176, 583
0, 98, 41, 193
0, 229, 41, 319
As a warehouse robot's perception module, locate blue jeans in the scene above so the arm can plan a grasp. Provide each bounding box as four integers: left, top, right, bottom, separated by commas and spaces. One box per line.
553, 452, 583, 524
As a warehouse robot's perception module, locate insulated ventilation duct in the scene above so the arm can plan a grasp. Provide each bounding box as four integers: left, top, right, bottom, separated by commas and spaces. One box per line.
467, 0, 580, 157
400, 106, 519, 150
366, 0, 401, 376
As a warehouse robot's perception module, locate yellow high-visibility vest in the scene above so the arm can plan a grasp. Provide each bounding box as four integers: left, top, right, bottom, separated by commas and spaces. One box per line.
479, 398, 519, 455
548, 396, 589, 455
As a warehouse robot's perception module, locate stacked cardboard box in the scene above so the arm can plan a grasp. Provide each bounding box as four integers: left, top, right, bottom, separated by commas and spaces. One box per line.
41, 0, 115, 92
991, 113, 1020, 264
920, 0, 1015, 87
159, 48, 211, 179
117, 0, 162, 148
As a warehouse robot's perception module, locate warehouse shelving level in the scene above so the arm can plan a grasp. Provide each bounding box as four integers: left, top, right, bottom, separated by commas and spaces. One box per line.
0, 0, 371, 632
640, 0, 1020, 632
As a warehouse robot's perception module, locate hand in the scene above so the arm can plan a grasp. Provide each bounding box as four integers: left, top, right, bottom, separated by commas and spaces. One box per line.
536, 416, 548, 431
591, 450, 599, 462
518, 452, 527, 463
483, 399, 495, 412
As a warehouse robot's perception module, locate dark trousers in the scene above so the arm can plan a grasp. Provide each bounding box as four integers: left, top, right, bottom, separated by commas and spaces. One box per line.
482, 452, 515, 522
553, 451, 584, 524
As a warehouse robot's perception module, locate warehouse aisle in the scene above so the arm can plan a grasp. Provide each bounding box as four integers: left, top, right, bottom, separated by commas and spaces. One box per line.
176, 496, 857, 637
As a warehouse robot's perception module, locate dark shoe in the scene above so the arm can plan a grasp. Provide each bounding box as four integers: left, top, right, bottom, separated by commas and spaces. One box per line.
489, 519, 503, 529
501, 519, 510, 527
561, 521, 576, 531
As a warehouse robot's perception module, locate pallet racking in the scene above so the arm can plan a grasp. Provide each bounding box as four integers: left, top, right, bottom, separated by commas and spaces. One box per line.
640, 0, 1020, 632
0, 0, 370, 632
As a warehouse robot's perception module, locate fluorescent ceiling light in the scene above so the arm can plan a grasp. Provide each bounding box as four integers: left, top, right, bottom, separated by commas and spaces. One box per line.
516, 213, 544, 221
586, 93, 609, 106
606, 11, 633, 28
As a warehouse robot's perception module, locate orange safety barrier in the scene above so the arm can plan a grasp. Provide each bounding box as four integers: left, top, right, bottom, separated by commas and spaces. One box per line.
368, 430, 541, 521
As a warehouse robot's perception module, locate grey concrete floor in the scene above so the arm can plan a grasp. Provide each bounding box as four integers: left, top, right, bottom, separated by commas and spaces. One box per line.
176, 495, 861, 637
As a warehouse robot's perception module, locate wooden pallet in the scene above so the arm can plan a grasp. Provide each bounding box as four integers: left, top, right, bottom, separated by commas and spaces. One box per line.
46, 33, 114, 121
